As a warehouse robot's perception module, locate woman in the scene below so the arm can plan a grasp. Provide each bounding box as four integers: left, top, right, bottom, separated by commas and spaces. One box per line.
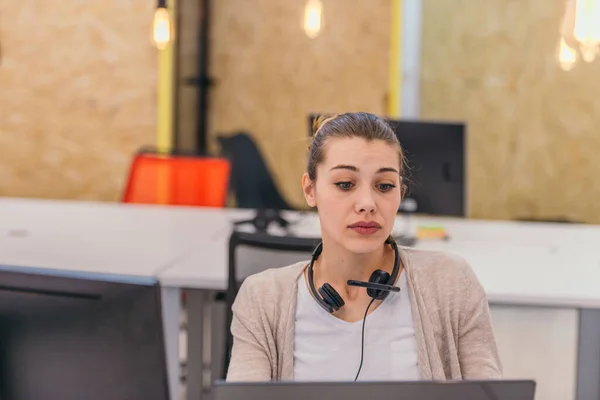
226, 112, 502, 382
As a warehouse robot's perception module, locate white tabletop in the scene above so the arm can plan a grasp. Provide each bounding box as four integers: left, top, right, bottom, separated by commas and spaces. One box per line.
159, 209, 600, 309
0, 197, 243, 280
158, 208, 318, 289
2, 197, 600, 308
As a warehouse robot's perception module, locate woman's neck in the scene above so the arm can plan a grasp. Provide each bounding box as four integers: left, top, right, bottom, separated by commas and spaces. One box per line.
313, 239, 394, 300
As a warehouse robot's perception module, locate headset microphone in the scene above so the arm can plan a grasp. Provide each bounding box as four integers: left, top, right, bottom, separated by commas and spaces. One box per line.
347, 280, 400, 292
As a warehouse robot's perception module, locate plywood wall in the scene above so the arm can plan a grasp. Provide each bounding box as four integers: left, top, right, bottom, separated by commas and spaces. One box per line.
420, 0, 600, 223
209, 0, 392, 208
0, 0, 157, 201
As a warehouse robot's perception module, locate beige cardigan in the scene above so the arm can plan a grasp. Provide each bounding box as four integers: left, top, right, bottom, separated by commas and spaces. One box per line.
226, 247, 502, 382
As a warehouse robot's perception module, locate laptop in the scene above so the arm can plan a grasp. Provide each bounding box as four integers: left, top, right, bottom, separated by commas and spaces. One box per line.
212, 380, 536, 400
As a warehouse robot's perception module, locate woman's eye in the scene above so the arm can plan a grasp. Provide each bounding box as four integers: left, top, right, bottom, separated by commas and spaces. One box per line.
335, 182, 353, 191
378, 183, 396, 192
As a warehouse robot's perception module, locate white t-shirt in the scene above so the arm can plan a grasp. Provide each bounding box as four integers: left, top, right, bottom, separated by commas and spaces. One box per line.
293, 270, 420, 382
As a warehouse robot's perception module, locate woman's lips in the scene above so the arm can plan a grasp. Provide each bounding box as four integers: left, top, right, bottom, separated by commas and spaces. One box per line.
348, 221, 382, 235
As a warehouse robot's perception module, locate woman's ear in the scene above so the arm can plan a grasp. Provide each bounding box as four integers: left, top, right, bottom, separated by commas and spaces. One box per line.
301, 173, 316, 208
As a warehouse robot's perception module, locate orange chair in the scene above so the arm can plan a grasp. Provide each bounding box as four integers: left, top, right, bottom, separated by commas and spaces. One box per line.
123, 147, 231, 208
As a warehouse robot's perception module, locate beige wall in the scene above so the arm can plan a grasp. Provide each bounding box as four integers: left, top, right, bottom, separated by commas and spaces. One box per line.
420, 0, 600, 223
208, 0, 392, 208
6, 0, 598, 223
0, 1, 157, 201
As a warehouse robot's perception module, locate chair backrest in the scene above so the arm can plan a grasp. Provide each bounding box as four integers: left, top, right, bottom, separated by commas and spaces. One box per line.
123, 148, 231, 207
228, 231, 319, 284
217, 132, 292, 210
222, 230, 320, 378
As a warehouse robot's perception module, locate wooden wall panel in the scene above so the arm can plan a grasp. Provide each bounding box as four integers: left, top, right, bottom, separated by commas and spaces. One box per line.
209, 0, 392, 207
0, 0, 156, 201
420, 0, 600, 223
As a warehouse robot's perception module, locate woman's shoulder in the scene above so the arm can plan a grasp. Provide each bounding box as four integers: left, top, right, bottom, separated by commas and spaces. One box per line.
232, 261, 308, 314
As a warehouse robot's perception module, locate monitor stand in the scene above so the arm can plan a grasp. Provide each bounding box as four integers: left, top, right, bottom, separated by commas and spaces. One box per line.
232, 209, 291, 233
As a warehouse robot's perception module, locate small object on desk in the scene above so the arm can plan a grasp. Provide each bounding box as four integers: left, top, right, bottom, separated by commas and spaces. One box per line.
417, 224, 450, 240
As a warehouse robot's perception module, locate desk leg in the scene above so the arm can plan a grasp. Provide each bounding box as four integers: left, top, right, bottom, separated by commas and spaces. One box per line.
161, 286, 181, 400
576, 309, 600, 400
185, 290, 227, 400
186, 289, 211, 400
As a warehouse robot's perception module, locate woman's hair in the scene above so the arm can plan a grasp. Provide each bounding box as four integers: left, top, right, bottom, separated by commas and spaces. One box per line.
307, 112, 407, 183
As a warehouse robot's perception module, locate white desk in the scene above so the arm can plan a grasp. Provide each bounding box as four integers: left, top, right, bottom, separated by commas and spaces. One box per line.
161, 212, 600, 307
160, 210, 600, 400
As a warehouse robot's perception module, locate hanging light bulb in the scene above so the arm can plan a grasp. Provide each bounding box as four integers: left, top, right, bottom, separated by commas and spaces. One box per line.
304, 0, 323, 39
557, 36, 579, 70
580, 43, 599, 62
573, 0, 600, 62
153, 1, 172, 50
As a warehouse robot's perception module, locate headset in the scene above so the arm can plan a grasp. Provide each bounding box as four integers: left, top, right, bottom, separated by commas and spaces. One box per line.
306, 235, 401, 314
306, 235, 402, 381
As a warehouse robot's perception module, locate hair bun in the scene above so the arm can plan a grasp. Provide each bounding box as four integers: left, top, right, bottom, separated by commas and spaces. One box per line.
312, 113, 338, 137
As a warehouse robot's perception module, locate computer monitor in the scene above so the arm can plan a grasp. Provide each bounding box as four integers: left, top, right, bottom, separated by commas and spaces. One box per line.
0, 265, 169, 400
308, 114, 466, 217
212, 380, 536, 400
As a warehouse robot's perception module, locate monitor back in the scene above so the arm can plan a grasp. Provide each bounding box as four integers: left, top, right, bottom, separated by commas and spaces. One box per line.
390, 119, 466, 216
0, 266, 169, 400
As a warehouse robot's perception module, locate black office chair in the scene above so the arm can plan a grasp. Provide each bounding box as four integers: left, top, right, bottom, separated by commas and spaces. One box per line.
222, 230, 320, 378
216, 132, 295, 210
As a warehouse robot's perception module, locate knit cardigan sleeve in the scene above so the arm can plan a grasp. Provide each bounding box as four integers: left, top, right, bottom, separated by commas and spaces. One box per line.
457, 264, 503, 379
226, 276, 274, 382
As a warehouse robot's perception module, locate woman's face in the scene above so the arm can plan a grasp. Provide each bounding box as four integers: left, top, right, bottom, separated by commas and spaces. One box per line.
302, 136, 402, 254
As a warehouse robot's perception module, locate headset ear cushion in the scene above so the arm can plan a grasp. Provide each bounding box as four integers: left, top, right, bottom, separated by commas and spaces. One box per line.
318, 283, 345, 312
368, 269, 391, 300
